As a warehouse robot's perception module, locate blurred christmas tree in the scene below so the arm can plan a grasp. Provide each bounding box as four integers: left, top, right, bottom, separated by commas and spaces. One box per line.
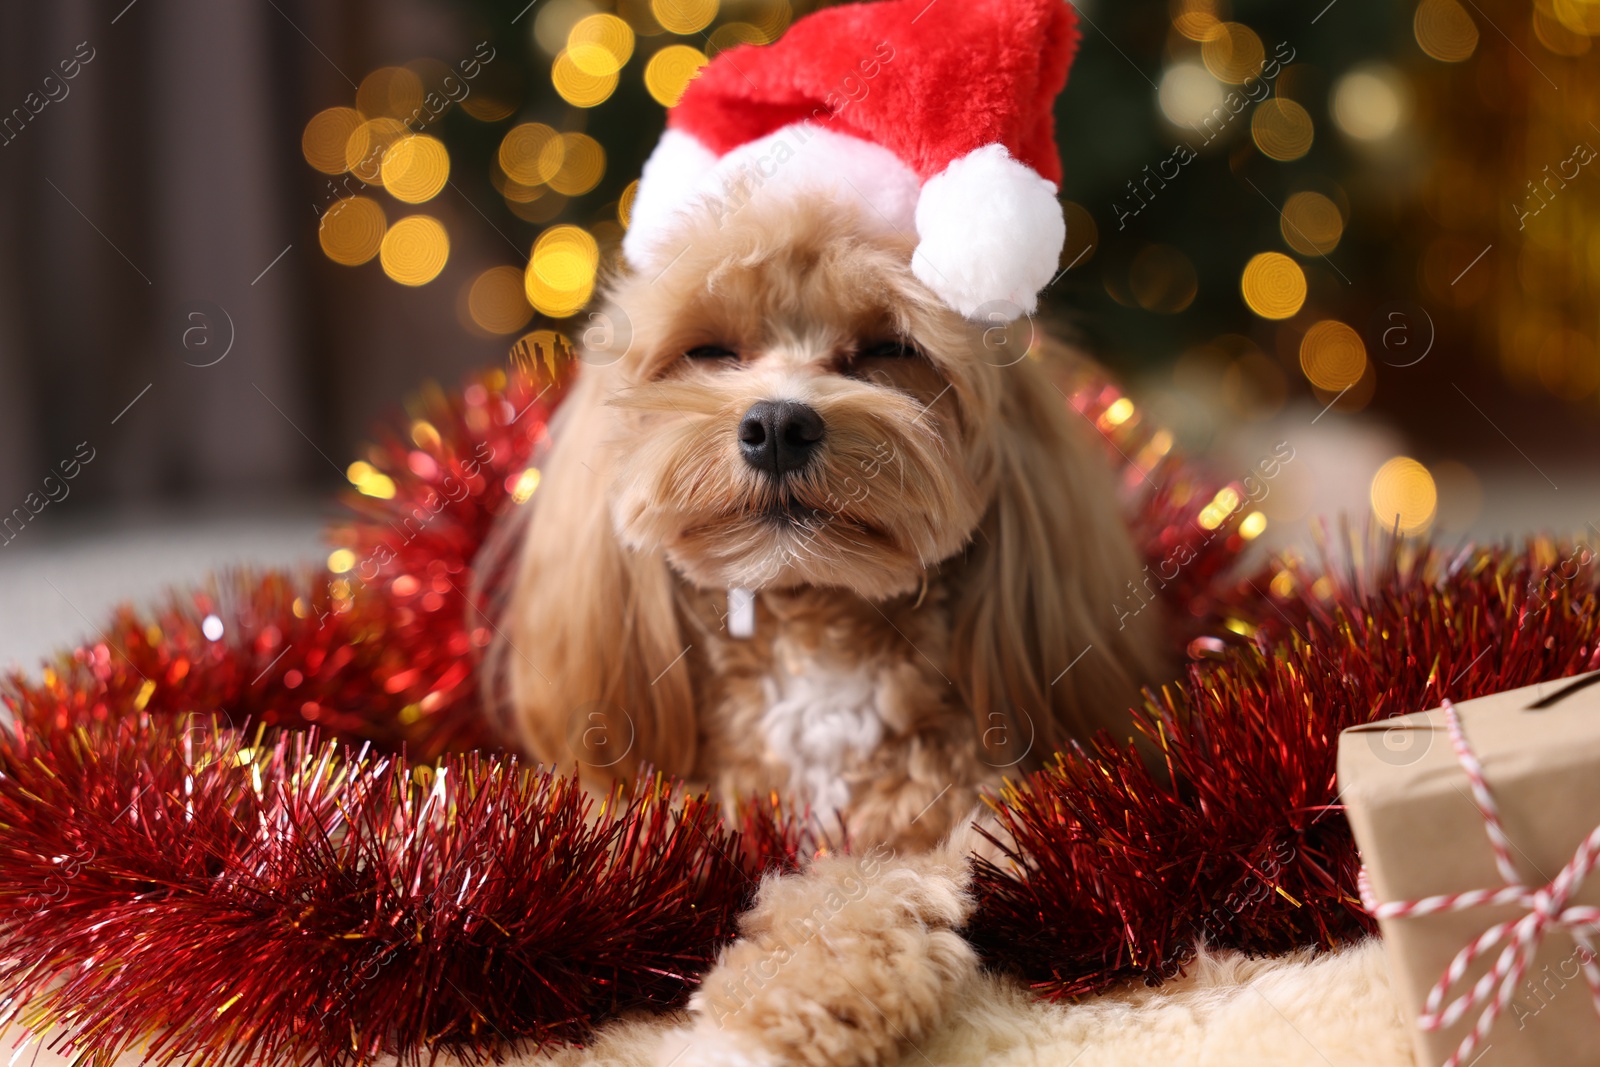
302, 0, 1599, 520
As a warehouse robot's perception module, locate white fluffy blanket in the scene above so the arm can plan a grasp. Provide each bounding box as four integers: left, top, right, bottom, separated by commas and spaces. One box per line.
7, 942, 1412, 1067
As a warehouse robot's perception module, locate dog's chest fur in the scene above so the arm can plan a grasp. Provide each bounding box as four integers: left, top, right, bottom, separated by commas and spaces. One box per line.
685, 583, 995, 850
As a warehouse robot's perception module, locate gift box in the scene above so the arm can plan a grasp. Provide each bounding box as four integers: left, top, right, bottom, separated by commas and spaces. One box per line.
1338, 672, 1600, 1067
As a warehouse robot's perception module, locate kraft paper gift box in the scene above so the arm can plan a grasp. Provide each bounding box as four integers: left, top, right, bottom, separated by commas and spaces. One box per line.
1337, 671, 1600, 1067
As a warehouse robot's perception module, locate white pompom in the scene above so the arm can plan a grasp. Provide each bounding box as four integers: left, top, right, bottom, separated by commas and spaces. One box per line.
622, 129, 719, 269
911, 144, 1066, 321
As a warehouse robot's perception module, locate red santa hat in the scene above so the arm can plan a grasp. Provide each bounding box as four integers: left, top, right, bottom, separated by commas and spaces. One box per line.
622, 0, 1080, 322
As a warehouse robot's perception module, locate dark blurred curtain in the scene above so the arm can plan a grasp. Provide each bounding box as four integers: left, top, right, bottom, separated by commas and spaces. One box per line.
0, 0, 510, 513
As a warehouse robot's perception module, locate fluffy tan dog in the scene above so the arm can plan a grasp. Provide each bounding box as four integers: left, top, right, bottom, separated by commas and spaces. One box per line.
488, 193, 1167, 1065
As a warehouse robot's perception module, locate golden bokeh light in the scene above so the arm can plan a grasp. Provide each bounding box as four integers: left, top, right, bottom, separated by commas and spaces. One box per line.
380, 135, 450, 204
652, 0, 718, 35
619, 179, 640, 227
1281, 191, 1344, 255
1200, 22, 1265, 84
302, 107, 363, 175
534, 0, 601, 55
468, 266, 535, 335
742, 0, 792, 40
553, 49, 619, 107
319, 196, 387, 266
1370, 457, 1437, 534
346, 461, 397, 500
499, 123, 564, 187
357, 66, 424, 121
345, 117, 408, 183
380, 215, 450, 286
1197, 486, 1242, 530
1332, 65, 1407, 141
1414, 0, 1479, 61
708, 21, 771, 52
526, 224, 600, 316
569, 13, 636, 75
1553, 0, 1600, 35
1239, 511, 1268, 540
461, 91, 519, 122
1240, 252, 1306, 319
1158, 62, 1225, 129
327, 548, 356, 574
548, 133, 606, 196
1251, 98, 1314, 161
1298, 320, 1368, 392
645, 44, 709, 106
1172, 0, 1224, 41
511, 468, 542, 504
1535, 4, 1593, 54
1129, 244, 1199, 313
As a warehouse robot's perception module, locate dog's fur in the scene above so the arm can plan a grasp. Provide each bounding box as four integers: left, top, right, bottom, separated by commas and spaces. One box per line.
488, 192, 1168, 1063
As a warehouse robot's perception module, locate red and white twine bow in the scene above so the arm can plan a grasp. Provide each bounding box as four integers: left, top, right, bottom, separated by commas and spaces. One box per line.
1358, 699, 1600, 1067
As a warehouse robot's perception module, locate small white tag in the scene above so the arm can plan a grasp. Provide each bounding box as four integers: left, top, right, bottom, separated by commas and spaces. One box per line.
727, 587, 755, 639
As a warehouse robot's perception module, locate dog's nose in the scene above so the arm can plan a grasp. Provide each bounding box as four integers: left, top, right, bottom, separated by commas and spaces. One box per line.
738, 400, 824, 476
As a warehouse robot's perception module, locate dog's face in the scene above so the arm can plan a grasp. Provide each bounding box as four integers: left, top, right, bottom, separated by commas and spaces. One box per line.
593, 196, 1007, 599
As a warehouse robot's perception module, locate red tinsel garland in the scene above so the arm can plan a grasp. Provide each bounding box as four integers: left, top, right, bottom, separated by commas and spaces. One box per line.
966, 529, 1600, 997
2, 363, 1595, 1063
0, 717, 770, 1065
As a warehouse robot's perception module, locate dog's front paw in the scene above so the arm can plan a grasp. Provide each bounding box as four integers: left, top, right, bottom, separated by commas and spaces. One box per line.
675, 847, 976, 1067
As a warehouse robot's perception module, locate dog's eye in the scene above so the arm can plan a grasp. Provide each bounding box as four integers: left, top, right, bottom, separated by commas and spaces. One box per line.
855, 340, 921, 361
684, 345, 739, 361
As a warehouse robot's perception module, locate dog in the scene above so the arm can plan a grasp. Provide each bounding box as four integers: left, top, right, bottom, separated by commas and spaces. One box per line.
487, 191, 1167, 1064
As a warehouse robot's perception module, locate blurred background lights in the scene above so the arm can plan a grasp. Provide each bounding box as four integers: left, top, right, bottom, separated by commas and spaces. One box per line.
1370, 456, 1437, 533
1171, 0, 1224, 41
525, 224, 600, 316
357, 66, 424, 121
708, 21, 771, 52
380, 216, 450, 286
1535, 0, 1600, 53
553, 48, 619, 106
548, 133, 606, 196
1280, 191, 1344, 255
652, 0, 719, 35
327, 548, 356, 574
1332, 64, 1408, 142
568, 13, 635, 74
380, 135, 450, 204
1240, 252, 1306, 319
1250, 98, 1314, 161
499, 123, 564, 187
1298, 320, 1368, 392
1413, 0, 1479, 62
1200, 22, 1265, 84
511, 468, 542, 504
319, 197, 387, 266
645, 45, 709, 106
1554, 0, 1600, 34
345, 117, 408, 183
468, 266, 536, 335
302, 107, 363, 174
619, 180, 640, 227
346, 460, 397, 499
1158, 62, 1225, 128
535, 0, 602, 56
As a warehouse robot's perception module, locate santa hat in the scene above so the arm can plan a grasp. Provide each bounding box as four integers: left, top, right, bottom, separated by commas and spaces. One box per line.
622, 0, 1080, 322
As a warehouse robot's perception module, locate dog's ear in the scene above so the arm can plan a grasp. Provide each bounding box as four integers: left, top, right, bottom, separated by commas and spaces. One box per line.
486, 368, 698, 781
948, 354, 1168, 770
